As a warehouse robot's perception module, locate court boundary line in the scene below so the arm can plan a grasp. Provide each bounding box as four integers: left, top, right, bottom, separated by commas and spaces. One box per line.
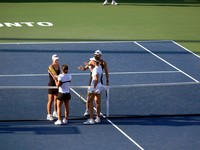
172, 41, 200, 59
70, 88, 144, 150
0, 40, 171, 45
134, 41, 199, 83
0, 41, 133, 45
0, 71, 180, 77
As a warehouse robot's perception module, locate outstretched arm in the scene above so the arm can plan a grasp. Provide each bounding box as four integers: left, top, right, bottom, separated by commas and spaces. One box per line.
78, 61, 93, 71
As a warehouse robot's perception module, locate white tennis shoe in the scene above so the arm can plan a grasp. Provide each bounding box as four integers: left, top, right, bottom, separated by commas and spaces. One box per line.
47, 114, 54, 121
95, 117, 101, 123
53, 111, 58, 118
55, 120, 62, 125
62, 118, 68, 124
83, 119, 95, 125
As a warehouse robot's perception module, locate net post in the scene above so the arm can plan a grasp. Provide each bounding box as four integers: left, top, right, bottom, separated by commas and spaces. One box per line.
106, 86, 110, 117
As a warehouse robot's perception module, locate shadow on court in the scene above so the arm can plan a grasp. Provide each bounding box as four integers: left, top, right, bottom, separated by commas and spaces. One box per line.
0, 121, 80, 135
109, 115, 200, 127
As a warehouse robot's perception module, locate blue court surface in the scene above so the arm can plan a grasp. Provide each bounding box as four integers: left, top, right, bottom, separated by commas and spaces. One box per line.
0, 41, 200, 150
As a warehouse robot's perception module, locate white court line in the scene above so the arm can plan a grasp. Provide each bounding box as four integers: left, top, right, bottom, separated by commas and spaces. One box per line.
0, 40, 172, 45
0, 74, 48, 77
134, 42, 199, 83
172, 41, 200, 59
106, 71, 179, 75
0, 71, 180, 77
0, 41, 134, 45
70, 88, 144, 150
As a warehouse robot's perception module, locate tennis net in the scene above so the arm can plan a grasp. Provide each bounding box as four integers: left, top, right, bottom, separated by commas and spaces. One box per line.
108, 82, 200, 117
0, 85, 108, 121
0, 82, 200, 121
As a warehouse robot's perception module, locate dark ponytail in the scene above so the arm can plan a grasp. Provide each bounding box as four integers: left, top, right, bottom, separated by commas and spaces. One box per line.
62, 64, 68, 73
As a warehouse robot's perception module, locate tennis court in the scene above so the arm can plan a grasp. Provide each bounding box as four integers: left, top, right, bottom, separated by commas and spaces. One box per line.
0, 41, 200, 150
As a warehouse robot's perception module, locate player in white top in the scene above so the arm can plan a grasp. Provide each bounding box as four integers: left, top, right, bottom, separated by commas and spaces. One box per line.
55, 64, 72, 125
78, 50, 109, 123
84, 57, 104, 125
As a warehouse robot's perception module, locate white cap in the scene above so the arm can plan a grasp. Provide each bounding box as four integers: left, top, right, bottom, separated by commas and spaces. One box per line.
52, 54, 59, 61
94, 50, 102, 56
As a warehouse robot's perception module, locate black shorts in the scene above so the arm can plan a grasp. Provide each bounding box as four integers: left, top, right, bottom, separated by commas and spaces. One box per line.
48, 89, 58, 94
57, 93, 71, 101
48, 83, 58, 94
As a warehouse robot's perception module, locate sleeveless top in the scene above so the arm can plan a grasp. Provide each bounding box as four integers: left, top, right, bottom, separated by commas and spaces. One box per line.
48, 64, 60, 86
89, 59, 105, 84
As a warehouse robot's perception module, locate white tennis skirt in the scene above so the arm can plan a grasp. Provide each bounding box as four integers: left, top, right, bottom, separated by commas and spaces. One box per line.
88, 83, 105, 94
